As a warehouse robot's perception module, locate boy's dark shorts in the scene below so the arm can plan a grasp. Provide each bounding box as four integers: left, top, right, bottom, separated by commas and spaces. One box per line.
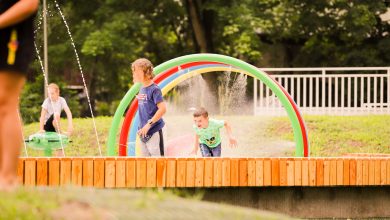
0, 15, 35, 74
44, 114, 56, 132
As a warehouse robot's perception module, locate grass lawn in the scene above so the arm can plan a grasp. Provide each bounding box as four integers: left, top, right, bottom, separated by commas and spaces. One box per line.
267, 115, 390, 157
22, 115, 390, 157
0, 187, 292, 220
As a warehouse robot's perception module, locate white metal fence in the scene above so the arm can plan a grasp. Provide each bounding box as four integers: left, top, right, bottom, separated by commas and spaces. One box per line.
253, 67, 390, 115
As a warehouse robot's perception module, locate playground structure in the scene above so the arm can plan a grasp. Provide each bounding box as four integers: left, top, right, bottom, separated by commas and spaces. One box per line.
21, 52, 390, 217
107, 54, 309, 157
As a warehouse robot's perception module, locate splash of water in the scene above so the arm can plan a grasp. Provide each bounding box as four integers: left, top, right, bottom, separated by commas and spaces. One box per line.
54, 1, 102, 156
168, 75, 217, 114
218, 70, 248, 115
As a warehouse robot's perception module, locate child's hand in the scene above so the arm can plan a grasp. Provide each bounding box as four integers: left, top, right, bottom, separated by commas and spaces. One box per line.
38, 129, 46, 133
229, 137, 238, 148
138, 124, 151, 138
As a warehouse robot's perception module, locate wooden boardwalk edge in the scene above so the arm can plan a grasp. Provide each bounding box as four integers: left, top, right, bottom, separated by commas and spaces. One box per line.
17, 157, 390, 188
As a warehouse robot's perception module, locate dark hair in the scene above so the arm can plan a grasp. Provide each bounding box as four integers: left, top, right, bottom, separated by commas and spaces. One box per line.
193, 107, 208, 118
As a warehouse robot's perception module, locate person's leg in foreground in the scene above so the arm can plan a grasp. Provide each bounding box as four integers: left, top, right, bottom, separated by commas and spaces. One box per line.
0, 72, 25, 190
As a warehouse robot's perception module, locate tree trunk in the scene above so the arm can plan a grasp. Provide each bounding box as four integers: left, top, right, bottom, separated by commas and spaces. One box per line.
186, 0, 208, 53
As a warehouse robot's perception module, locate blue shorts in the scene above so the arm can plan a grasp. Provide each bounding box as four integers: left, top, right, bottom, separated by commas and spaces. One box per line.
199, 143, 221, 157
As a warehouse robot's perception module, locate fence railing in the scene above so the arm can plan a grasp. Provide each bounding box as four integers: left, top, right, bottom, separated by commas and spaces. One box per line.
254, 67, 390, 115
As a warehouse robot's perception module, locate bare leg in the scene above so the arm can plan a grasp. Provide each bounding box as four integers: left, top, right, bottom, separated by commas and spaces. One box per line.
52, 113, 64, 156
52, 113, 61, 132
0, 71, 25, 191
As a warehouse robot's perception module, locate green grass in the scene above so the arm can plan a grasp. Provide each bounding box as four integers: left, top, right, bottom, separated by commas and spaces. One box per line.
267, 115, 390, 157
0, 187, 293, 220
23, 115, 390, 157
22, 117, 116, 156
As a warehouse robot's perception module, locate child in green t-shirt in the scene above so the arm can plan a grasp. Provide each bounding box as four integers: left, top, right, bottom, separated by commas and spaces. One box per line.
191, 107, 237, 157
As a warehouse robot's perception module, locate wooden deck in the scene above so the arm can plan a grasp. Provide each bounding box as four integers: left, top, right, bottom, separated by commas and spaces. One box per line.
17, 157, 390, 188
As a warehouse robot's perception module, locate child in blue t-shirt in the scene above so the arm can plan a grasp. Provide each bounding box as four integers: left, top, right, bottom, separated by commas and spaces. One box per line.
191, 107, 237, 157
132, 58, 166, 157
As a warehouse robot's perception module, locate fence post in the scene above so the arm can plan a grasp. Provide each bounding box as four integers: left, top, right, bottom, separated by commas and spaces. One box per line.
388, 69, 390, 113
322, 69, 326, 113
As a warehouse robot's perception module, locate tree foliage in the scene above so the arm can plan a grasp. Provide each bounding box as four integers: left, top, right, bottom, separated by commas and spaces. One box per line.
24, 0, 389, 118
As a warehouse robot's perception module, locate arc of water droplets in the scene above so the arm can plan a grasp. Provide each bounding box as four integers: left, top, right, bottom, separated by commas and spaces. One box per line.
32, 9, 67, 156
54, 0, 102, 156
34, 42, 66, 156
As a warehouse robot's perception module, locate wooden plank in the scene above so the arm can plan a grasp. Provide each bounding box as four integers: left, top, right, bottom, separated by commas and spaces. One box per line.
195, 159, 204, 187
264, 159, 271, 186
271, 159, 280, 186
343, 159, 350, 185
105, 158, 116, 188
230, 159, 239, 186
136, 159, 147, 187
323, 159, 330, 186
221, 159, 230, 186
279, 159, 287, 186
156, 158, 166, 187
49, 158, 60, 186
213, 158, 222, 187
60, 158, 72, 186
380, 160, 387, 185
24, 158, 36, 186
82, 158, 94, 187
176, 158, 186, 187
166, 159, 176, 187
368, 160, 375, 185
387, 160, 390, 185
286, 159, 294, 186
115, 158, 126, 188
17, 158, 25, 184
374, 159, 381, 185
239, 159, 248, 186
255, 159, 264, 186
37, 158, 48, 186
294, 159, 302, 186
126, 159, 136, 188
330, 160, 337, 186
301, 159, 309, 186
93, 158, 105, 188
356, 159, 363, 185
316, 159, 324, 186
362, 160, 369, 185
336, 159, 343, 185
186, 158, 195, 187
308, 159, 316, 186
247, 159, 256, 186
146, 159, 157, 187
71, 158, 83, 186
349, 159, 357, 186
204, 159, 213, 187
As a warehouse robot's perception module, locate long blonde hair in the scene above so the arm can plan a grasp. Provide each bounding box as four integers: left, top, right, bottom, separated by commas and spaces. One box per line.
131, 58, 154, 80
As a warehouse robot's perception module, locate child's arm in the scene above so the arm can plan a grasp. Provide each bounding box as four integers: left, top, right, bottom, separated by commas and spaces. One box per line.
224, 121, 238, 148
0, 0, 39, 29
39, 108, 47, 132
191, 134, 200, 156
138, 101, 166, 137
63, 106, 73, 135
150, 101, 166, 124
